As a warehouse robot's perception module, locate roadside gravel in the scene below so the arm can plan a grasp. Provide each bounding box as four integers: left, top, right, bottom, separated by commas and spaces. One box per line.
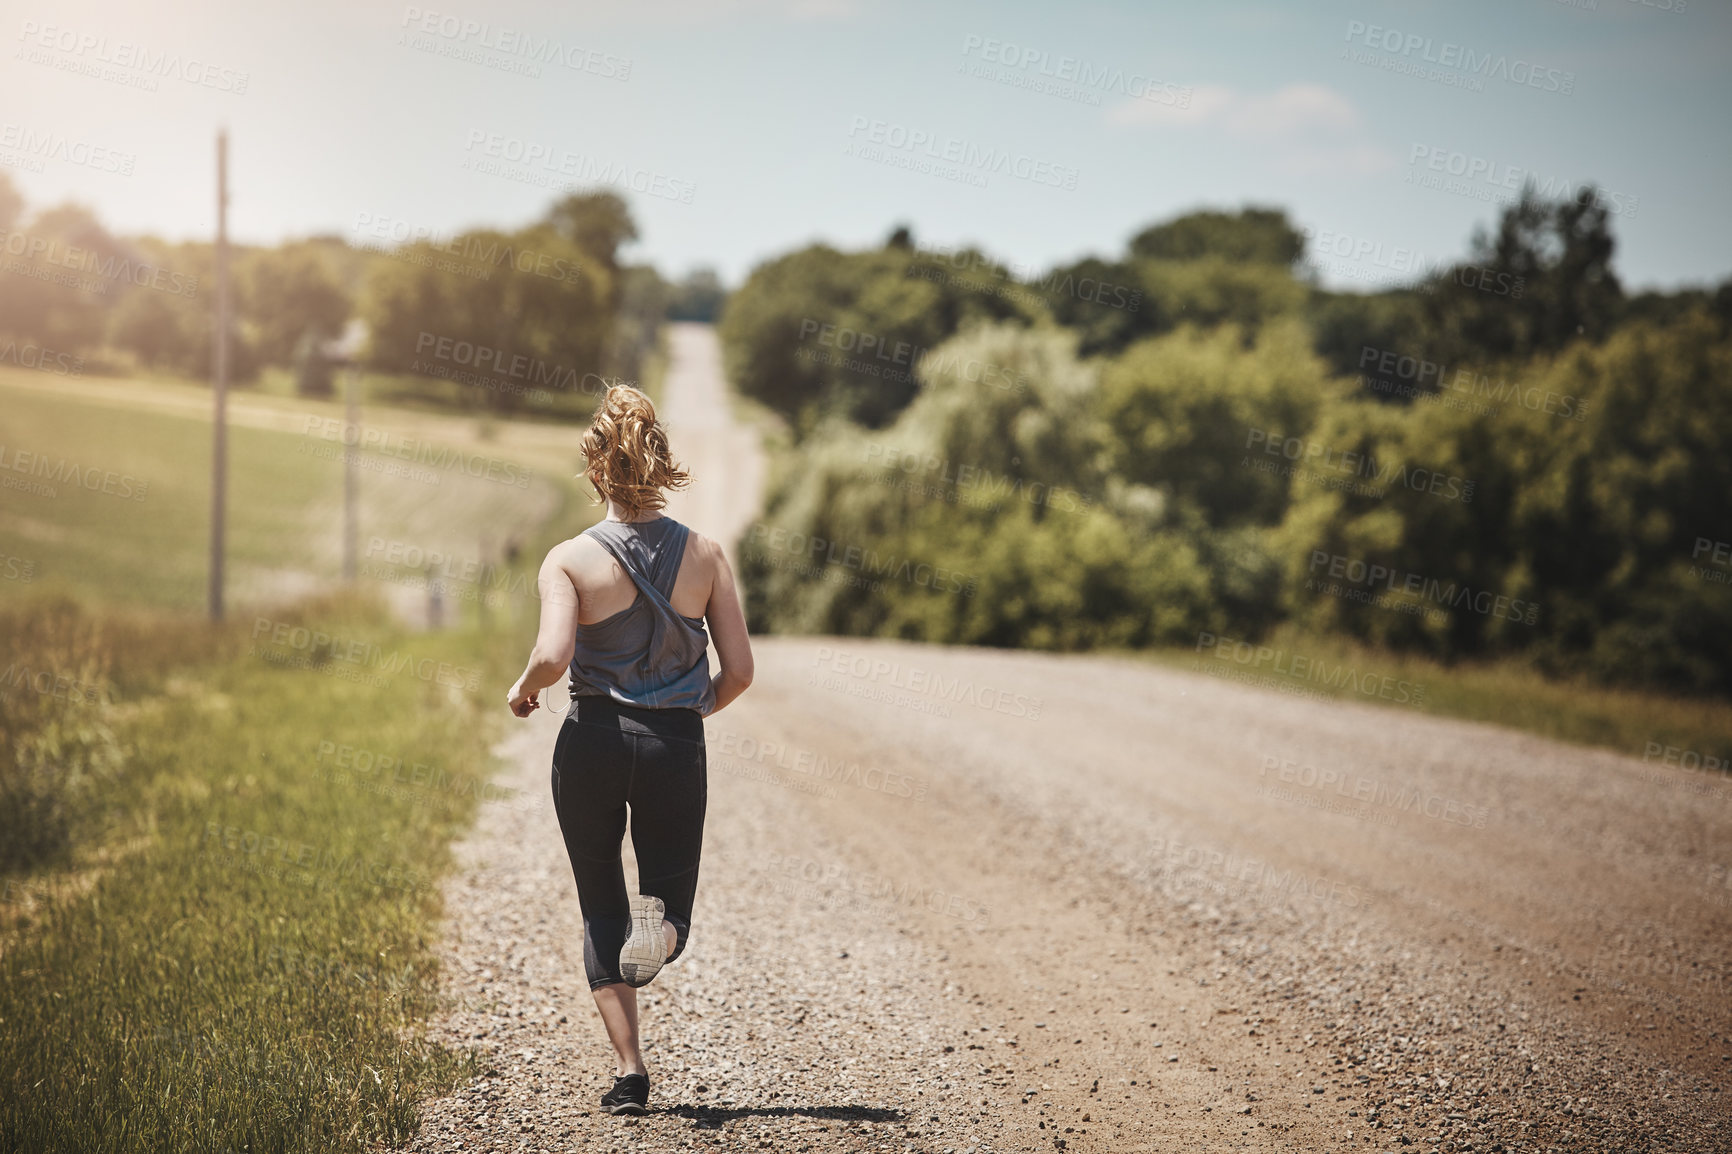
396, 637, 1731, 1153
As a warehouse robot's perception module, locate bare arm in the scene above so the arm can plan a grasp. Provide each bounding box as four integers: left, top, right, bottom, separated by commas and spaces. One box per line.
702, 538, 753, 717
506, 544, 580, 717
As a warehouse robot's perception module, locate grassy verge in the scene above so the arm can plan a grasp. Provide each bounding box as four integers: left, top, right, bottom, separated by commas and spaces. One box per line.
1139, 625, 1732, 770
0, 369, 572, 615
0, 347, 600, 1151
0, 590, 535, 1152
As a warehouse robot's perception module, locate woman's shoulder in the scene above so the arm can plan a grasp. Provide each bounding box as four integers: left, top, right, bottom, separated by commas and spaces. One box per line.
678, 523, 723, 563
544, 532, 613, 578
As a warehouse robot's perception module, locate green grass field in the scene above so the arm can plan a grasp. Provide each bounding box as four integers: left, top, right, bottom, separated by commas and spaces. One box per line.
1140, 624, 1732, 773
0, 373, 590, 1151
0, 596, 530, 1151
0, 368, 574, 616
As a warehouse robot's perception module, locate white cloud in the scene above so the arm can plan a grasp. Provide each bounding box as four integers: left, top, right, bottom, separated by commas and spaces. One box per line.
1108, 83, 1394, 175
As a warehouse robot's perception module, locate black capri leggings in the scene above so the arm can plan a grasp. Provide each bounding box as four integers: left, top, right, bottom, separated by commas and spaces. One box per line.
550, 694, 708, 990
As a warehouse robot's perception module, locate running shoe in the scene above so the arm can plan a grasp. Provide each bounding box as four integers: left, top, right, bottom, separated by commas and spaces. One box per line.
618, 894, 668, 988
600, 1072, 650, 1115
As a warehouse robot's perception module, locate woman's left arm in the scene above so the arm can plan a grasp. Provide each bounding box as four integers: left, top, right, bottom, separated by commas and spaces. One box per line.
507, 545, 580, 717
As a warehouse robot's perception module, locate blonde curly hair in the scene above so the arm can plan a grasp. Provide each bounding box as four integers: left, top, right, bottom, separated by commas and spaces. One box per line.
579, 384, 690, 519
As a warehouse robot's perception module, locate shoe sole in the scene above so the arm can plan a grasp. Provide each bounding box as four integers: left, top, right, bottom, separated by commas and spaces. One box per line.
618, 894, 667, 988
605, 1101, 647, 1116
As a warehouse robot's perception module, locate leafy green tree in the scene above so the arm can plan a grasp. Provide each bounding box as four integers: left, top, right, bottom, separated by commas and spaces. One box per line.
610, 264, 670, 386
1135, 258, 1307, 339
545, 192, 637, 270
239, 242, 351, 366
1099, 319, 1337, 530
1304, 288, 1432, 379
1031, 256, 1149, 357
1418, 182, 1623, 365
1270, 391, 1526, 657
360, 194, 634, 413
1038, 207, 1309, 358
1129, 206, 1306, 265
1270, 310, 1732, 691
1098, 319, 1341, 633
107, 237, 260, 381
1502, 312, 1732, 692
741, 323, 1222, 649
719, 242, 1038, 436
0, 203, 126, 352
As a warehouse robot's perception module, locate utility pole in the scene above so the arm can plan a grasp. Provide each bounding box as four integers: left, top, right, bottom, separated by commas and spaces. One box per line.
343, 361, 358, 581
209, 129, 230, 622
325, 318, 369, 585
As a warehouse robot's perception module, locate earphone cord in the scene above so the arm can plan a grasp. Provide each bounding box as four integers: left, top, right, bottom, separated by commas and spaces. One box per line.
542, 678, 573, 717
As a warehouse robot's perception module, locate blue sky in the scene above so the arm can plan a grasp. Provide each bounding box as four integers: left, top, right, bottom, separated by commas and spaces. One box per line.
4, 0, 1728, 291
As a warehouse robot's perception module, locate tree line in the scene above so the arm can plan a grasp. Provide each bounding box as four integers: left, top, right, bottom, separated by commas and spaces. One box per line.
0, 173, 722, 417
721, 190, 1732, 697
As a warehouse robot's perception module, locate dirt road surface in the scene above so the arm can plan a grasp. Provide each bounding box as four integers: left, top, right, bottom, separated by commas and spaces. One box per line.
401, 326, 1732, 1153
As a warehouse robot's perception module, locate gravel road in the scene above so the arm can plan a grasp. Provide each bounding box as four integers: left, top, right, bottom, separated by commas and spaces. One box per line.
398, 326, 1732, 1154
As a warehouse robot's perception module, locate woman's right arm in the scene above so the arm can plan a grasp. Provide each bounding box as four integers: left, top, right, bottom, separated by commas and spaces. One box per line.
506, 543, 580, 717
702, 536, 753, 716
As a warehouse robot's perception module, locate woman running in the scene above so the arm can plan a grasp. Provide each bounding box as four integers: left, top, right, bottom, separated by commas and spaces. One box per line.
506, 384, 754, 1116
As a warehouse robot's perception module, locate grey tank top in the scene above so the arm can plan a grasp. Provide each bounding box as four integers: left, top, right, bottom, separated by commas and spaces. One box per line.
566, 516, 716, 714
